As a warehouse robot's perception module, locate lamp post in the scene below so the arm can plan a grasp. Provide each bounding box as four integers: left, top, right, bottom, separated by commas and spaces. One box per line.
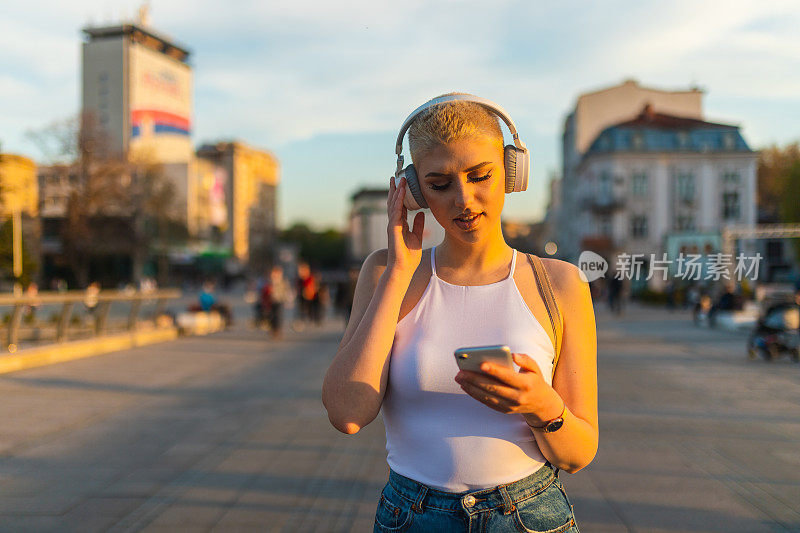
12, 207, 22, 296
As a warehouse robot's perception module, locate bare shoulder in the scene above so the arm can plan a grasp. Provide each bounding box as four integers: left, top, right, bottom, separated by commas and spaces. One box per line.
360, 248, 389, 282
540, 257, 591, 305
356, 248, 430, 289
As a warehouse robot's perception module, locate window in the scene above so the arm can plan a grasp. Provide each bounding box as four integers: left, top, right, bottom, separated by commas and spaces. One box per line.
675, 171, 695, 204
631, 215, 648, 238
677, 131, 690, 148
599, 215, 612, 237
722, 191, 740, 220
674, 215, 695, 231
631, 131, 645, 150
599, 171, 612, 198
722, 170, 739, 185
631, 172, 648, 196
723, 133, 736, 150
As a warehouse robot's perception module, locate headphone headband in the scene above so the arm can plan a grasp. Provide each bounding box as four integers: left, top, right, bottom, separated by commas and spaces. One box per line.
394, 94, 527, 159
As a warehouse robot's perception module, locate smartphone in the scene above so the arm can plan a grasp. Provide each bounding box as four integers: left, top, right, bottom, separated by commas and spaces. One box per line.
454, 345, 513, 373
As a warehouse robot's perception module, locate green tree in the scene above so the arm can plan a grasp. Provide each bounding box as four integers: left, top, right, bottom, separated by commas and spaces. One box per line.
779, 160, 800, 262
758, 142, 800, 222
27, 114, 179, 286
280, 223, 347, 269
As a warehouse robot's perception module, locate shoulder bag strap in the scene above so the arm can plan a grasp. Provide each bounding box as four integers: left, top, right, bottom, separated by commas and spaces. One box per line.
526, 254, 563, 379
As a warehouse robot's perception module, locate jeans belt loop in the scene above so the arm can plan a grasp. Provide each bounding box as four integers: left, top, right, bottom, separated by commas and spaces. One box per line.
412, 485, 428, 514
499, 484, 516, 515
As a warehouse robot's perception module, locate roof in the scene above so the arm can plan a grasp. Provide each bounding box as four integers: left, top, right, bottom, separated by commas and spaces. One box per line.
614, 104, 735, 130
82, 23, 191, 63
351, 188, 389, 201
586, 105, 753, 156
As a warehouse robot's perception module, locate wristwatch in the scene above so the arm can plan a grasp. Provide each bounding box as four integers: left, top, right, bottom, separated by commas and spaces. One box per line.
525, 401, 566, 433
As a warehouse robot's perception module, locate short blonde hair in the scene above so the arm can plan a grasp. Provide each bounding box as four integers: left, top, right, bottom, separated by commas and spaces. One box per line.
408, 92, 504, 164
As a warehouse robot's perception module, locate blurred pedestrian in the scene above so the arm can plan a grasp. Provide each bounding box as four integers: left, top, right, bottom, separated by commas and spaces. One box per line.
310, 268, 324, 326
296, 262, 317, 328
607, 275, 623, 315
199, 281, 216, 312
23, 282, 39, 321
268, 266, 292, 338
85, 281, 101, 315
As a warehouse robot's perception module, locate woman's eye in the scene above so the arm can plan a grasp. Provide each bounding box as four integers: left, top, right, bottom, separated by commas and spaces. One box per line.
427, 173, 491, 191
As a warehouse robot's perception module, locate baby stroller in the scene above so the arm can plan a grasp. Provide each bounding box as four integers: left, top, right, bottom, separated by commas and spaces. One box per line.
747, 303, 800, 362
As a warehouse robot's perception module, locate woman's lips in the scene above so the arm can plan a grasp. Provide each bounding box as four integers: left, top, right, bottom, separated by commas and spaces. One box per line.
454, 213, 482, 231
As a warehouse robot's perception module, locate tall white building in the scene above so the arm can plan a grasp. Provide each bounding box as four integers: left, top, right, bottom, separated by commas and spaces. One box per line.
557, 79, 705, 259
81, 12, 193, 223
570, 104, 757, 285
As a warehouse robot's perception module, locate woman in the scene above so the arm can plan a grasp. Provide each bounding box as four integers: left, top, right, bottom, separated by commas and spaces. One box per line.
322, 94, 597, 532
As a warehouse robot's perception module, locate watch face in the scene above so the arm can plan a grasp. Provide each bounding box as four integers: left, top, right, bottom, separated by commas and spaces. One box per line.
545, 418, 564, 433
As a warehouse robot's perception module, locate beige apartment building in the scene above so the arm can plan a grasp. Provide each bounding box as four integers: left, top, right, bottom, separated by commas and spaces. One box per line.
0, 154, 40, 281
196, 142, 280, 266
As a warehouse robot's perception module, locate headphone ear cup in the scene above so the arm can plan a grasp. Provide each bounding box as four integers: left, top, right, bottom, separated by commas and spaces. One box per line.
503, 145, 530, 193
401, 165, 428, 210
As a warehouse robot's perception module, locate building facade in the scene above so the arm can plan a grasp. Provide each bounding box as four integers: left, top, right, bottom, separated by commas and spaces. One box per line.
0, 154, 40, 284
196, 141, 280, 267
572, 105, 757, 285
556, 79, 705, 260
348, 188, 445, 263
82, 13, 193, 225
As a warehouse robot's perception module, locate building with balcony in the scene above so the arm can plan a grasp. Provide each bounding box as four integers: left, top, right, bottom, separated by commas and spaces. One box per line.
571, 104, 757, 281
554, 79, 705, 260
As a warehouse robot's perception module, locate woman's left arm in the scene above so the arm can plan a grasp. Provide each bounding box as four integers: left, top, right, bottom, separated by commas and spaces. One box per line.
455, 261, 598, 474
526, 260, 598, 473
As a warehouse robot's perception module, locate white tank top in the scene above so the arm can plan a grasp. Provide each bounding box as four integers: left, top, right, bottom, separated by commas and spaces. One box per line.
382, 246, 556, 492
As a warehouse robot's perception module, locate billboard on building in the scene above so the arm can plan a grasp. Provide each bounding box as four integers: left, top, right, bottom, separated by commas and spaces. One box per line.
129, 43, 192, 163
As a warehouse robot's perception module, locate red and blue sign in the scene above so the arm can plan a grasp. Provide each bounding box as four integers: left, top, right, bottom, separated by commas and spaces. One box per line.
131, 109, 191, 137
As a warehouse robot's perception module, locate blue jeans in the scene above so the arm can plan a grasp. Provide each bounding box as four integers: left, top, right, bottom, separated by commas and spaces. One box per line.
374, 464, 579, 532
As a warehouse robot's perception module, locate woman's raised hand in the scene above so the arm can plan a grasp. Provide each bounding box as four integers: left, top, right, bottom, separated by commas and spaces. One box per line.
387, 176, 425, 277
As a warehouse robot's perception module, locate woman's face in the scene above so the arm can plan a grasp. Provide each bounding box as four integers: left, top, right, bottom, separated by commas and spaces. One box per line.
415, 136, 505, 244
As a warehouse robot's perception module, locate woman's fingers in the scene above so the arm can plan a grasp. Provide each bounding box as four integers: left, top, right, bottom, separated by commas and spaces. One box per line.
457, 374, 520, 403
457, 380, 516, 413
513, 353, 542, 374
411, 211, 425, 242
476, 362, 526, 388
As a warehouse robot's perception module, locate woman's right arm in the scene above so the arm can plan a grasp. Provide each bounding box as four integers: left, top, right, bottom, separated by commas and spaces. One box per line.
322, 176, 425, 435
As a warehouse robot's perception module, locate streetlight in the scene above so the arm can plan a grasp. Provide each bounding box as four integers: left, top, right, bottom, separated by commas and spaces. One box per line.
11, 207, 22, 296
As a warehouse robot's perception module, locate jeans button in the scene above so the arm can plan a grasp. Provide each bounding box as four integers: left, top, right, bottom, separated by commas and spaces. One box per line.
463, 494, 476, 508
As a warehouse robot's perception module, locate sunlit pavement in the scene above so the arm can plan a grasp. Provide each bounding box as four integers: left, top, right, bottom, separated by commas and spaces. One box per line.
0, 305, 797, 532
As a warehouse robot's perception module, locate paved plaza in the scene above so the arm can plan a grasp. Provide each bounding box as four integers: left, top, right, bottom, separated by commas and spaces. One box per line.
0, 305, 798, 532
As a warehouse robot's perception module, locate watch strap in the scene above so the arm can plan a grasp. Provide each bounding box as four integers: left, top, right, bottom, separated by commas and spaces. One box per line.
525, 399, 566, 432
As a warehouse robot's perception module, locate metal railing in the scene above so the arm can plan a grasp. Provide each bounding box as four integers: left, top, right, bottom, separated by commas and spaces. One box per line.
0, 289, 181, 352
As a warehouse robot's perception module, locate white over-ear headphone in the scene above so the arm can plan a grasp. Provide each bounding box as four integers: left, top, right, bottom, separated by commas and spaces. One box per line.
394, 94, 530, 210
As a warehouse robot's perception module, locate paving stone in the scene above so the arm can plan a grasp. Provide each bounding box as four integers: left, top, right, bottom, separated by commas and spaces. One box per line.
0, 310, 798, 532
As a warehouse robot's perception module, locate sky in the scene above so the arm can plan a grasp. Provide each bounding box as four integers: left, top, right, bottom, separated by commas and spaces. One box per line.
2, 0, 799, 231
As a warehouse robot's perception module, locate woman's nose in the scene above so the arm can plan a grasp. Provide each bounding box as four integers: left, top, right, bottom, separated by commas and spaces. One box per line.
453, 180, 474, 210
